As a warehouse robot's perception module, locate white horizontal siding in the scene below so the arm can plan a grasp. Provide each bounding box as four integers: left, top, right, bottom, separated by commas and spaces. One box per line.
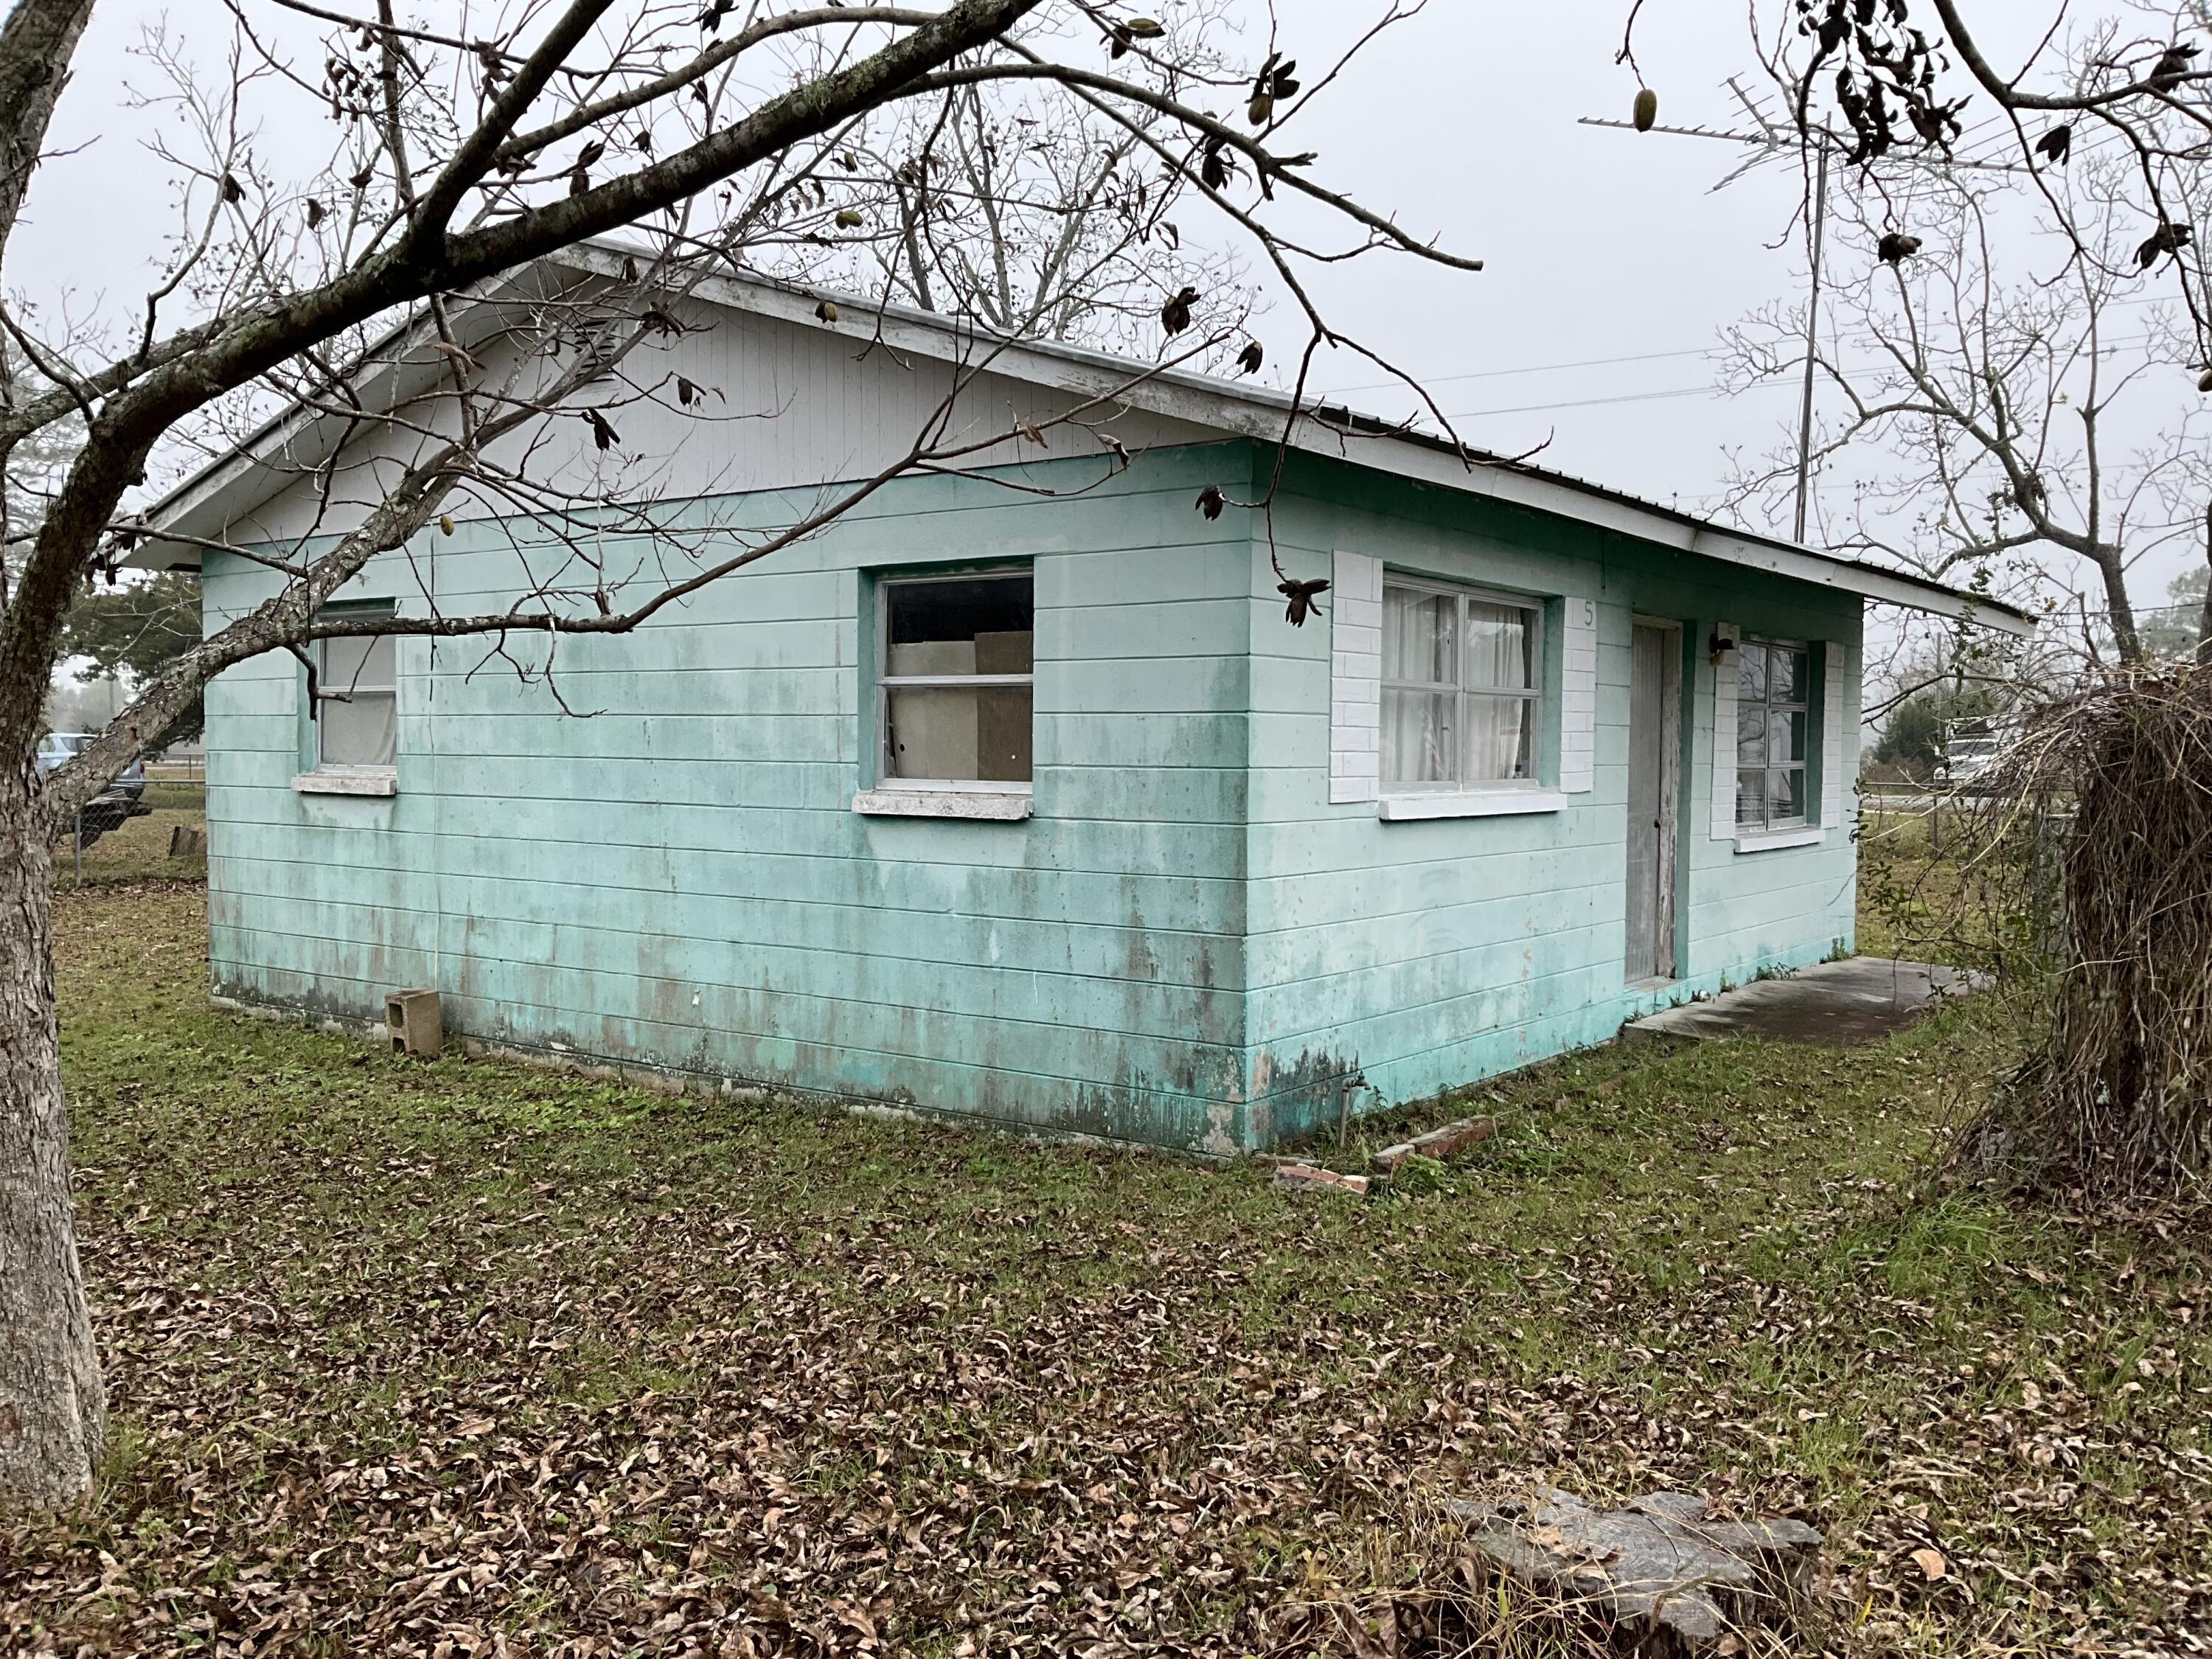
235, 300, 1218, 552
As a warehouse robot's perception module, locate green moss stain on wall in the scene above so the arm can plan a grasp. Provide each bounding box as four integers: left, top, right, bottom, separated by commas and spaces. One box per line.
1235, 452, 1862, 1141
203, 441, 1860, 1152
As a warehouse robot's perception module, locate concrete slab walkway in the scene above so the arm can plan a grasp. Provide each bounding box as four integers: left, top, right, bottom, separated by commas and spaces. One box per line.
1625, 958, 1980, 1046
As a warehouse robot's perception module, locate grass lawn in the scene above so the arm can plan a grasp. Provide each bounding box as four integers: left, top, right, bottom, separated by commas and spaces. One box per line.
4, 875, 2208, 1657
49, 795, 208, 891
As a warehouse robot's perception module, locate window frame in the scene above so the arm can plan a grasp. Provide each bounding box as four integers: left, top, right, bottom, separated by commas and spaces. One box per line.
312, 617, 399, 776
1734, 635, 1812, 833
1377, 574, 1545, 795
873, 567, 1035, 795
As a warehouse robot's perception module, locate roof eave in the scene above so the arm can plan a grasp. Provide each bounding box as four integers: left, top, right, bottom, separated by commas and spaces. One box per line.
139, 240, 2036, 636
582, 249, 2028, 633
130, 262, 565, 568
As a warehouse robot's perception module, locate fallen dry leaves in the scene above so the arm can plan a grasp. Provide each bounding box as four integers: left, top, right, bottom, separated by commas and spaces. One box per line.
3, 885, 2208, 1658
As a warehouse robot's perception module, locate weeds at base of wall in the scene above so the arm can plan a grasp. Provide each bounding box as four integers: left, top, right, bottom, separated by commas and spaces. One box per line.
208, 991, 1469, 1177
204, 992, 1228, 1166
205, 990, 1530, 1195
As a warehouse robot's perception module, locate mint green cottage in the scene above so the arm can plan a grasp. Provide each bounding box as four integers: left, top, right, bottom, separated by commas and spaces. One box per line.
142, 251, 2029, 1155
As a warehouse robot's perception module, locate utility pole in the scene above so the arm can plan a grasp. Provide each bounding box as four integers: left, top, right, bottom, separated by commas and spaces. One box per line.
1580, 97, 2025, 550
1795, 147, 1829, 544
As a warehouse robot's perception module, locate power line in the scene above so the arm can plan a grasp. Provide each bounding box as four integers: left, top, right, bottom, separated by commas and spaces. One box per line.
1582, 89, 2142, 178
1319, 311, 2187, 411
1439, 381, 1761, 420
1313, 93, 2202, 421
1576, 116, 2038, 175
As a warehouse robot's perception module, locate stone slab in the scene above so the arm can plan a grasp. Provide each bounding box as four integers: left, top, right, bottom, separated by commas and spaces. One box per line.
1624, 958, 1981, 1047
1448, 1486, 1822, 1655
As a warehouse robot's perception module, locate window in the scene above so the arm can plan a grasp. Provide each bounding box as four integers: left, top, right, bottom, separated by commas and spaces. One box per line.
1735, 637, 1810, 831
318, 632, 397, 770
1380, 578, 1539, 790
878, 572, 1033, 787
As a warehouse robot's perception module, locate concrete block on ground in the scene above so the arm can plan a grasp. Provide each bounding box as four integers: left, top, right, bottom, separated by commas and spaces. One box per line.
383, 987, 442, 1058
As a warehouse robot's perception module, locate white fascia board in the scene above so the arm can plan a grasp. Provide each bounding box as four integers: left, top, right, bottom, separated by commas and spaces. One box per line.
132, 264, 569, 568
133, 352, 420, 569
1127, 392, 2031, 633
1175, 394, 2028, 632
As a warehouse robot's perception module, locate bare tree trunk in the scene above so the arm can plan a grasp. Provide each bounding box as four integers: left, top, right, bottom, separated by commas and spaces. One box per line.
0, 765, 102, 1509
2098, 555, 2144, 664
2199, 503, 2212, 669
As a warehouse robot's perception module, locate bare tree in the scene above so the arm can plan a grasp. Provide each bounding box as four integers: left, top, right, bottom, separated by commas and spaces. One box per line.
1618, 1, 2212, 664
1719, 139, 2212, 667
824, 1, 1261, 357
0, 0, 1477, 1512
1670, 1, 2212, 1195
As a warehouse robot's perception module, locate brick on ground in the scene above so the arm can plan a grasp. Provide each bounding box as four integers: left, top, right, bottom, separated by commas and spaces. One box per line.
1372, 1115, 1497, 1172
1272, 1162, 1370, 1197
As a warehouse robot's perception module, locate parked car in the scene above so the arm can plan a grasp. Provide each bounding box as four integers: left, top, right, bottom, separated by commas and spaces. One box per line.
37, 731, 150, 846
1936, 716, 2015, 792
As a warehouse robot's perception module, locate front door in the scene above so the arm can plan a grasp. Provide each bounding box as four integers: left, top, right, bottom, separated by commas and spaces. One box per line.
1625, 621, 1681, 982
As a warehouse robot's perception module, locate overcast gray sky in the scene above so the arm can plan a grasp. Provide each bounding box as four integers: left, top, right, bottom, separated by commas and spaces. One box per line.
1259, 1, 1812, 511
13, 1, 2199, 601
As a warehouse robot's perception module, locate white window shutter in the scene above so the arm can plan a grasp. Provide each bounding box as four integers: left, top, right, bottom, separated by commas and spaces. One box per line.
1820, 641, 1848, 828
1559, 597, 1597, 794
1710, 622, 1739, 841
1329, 551, 1382, 804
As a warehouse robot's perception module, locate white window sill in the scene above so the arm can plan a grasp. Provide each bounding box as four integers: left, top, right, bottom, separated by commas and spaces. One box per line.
1734, 824, 1824, 852
853, 789, 1032, 821
292, 770, 398, 797
1378, 788, 1565, 821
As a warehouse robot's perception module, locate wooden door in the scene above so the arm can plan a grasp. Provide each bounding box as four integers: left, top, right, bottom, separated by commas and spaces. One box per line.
1625, 622, 1681, 982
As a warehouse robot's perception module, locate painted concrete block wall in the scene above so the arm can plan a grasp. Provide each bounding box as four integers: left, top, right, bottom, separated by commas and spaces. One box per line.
202, 437, 1863, 1153
203, 443, 1267, 1152
1238, 454, 1861, 1139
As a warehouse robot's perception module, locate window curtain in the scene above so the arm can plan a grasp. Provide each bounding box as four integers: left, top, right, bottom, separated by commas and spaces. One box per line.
1465, 602, 1528, 688
321, 690, 395, 768
1381, 588, 1455, 785
1464, 601, 1531, 782
1382, 587, 1455, 681
1463, 698, 1531, 782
